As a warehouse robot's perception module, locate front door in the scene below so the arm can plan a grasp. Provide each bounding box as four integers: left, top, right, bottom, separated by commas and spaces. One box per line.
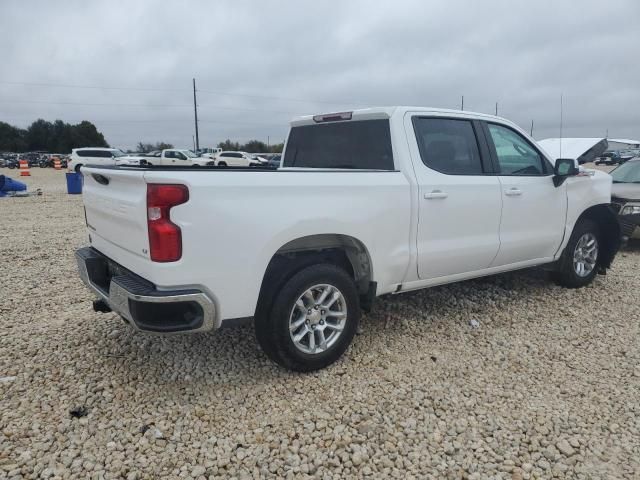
408, 115, 503, 280
483, 122, 567, 266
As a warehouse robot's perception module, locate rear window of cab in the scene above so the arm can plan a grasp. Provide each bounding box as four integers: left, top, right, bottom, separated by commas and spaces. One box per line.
283, 119, 394, 170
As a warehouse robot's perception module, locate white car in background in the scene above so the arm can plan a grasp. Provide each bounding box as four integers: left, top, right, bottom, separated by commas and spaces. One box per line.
215, 151, 267, 167
116, 149, 213, 167
68, 147, 128, 173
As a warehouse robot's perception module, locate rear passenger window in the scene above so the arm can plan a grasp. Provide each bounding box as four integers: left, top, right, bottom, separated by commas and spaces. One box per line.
283, 119, 394, 170
412, 118, 483, 175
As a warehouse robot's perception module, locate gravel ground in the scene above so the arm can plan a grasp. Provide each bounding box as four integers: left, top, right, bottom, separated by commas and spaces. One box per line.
1, 167, 639, 480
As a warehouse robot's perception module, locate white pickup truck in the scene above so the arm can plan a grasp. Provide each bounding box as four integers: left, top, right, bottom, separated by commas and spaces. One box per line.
76, 107, 620, 371
116, 149, 214, 167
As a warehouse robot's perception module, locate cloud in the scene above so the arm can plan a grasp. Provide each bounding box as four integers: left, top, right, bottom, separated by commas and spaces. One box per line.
1, 0, 638, 149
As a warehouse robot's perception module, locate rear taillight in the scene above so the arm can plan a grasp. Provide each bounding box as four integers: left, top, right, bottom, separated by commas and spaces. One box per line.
147, 184, 189, 262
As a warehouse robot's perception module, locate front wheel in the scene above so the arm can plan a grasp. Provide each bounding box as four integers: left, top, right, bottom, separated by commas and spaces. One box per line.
255, 264, 361, 372
552, 219, 600, 288
74, 164, 82, 173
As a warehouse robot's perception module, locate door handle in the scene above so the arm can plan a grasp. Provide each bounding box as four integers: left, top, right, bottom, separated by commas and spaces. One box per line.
505, 188, 522, 196
424, 190, 448, 199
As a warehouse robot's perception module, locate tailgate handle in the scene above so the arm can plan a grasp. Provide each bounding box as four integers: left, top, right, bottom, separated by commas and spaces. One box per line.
92, 173, 110, 186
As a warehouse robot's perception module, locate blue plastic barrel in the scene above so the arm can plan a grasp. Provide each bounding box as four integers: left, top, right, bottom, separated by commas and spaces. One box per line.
66, 172, 83, 194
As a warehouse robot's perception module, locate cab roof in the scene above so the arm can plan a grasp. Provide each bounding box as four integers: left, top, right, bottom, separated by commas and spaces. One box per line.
291, 106, 511, 127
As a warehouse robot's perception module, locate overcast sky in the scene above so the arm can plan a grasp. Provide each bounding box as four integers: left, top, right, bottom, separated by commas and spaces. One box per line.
1, 0, 639, 150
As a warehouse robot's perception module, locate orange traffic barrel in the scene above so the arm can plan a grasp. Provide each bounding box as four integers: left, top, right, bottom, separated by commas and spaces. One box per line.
19, 159, 31, 177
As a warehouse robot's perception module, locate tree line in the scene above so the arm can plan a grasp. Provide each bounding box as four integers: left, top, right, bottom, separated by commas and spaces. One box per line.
0, 117, 284, 154
0, 119, 108, 152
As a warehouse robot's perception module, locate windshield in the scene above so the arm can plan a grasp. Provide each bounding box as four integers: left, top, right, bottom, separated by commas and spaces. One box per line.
184, 150, 198, 158
611, 161, 640, 183
112, 150, 126, 158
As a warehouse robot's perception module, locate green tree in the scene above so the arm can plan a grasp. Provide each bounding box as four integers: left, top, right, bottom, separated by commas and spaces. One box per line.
0, 119, 109, 152
25, 119, 54, 151
217, 139, 241, 151
136, 141, 174, 152
155, 142, 174, 150
71, 120, 108, 149
268, 143, 284, 153
0, 122, 27, 151
242, 140, 268, 153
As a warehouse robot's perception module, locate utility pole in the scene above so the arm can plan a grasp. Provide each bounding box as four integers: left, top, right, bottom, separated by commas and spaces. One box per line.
495, 102, 498, 116
559, 94, 563, 159
267, 135, 270, 150
193, 78, 200, 151
530, 120, 534, 136
192, 135, 196, 151
461, 95, 464, 111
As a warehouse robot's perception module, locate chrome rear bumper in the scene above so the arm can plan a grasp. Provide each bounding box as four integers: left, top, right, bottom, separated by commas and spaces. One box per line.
75, 247, 217, 333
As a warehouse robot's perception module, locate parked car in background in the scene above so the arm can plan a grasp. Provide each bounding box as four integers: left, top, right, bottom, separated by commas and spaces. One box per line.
75, 106, 620, 371
199, 148, 222, 158
68, 148, 128, 173
215, 151, 265, 167
621, 149, 640, 160
595, 150, 635, 166
122, 149, 213, 167
267, 154, 282, 169
5, 158, 19, 169
609, 158, 640, 240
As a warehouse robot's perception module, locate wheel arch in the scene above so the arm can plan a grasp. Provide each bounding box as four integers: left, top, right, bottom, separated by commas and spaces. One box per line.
255, 234, 375, 318
572, 204, 621, 269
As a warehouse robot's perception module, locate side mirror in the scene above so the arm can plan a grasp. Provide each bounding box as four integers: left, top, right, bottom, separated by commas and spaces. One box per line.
553, 158, 578, 187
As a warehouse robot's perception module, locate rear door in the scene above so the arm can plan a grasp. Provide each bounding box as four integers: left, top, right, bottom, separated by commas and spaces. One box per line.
407, 115, 502, 279
483, 122, 567, 266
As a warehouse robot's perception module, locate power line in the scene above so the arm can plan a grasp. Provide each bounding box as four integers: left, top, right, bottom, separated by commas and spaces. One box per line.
0, 115, 288, 127
0, 81, 186, 92
0, 80, 369, 107
0, 98, 302, 115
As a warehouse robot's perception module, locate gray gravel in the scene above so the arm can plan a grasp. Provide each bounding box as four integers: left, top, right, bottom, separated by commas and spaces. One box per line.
1, 168, 639, 479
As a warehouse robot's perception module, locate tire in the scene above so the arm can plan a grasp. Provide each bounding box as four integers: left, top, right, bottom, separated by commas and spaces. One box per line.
217, 161, 227, 167
74, 164, 82, 173
552, 219, 601, 288
255, 263, 360, 372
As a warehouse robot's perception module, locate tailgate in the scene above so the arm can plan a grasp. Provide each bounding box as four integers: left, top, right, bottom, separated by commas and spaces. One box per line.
83, 168, 149, 259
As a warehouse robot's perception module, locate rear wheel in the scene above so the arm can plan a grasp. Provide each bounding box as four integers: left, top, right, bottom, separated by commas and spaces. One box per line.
217, 161, 227, 167
255, 264, 360, 372
553, 219, 600, 288
74, 164, 83, 173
